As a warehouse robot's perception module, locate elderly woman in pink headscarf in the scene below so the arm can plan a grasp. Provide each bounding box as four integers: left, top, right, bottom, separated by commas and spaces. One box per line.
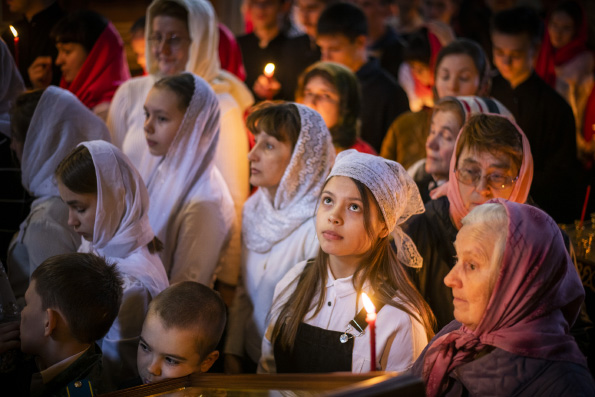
403, 113, 533, 329
411, 200, 594, 396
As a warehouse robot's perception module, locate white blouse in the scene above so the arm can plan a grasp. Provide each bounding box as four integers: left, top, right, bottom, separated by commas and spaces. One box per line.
225, 219, 319, 363
259, 260, 429, 373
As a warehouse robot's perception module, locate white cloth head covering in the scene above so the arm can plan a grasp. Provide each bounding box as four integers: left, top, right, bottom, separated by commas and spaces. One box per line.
0, 38, 24, 137
21, 87, 110, 199
146, 73, 221, 240
329, 149, 425, 268
243, 104, 336, 253
81, 140, 167, 295
145, 0, 253, 112
449, 96, 514, 122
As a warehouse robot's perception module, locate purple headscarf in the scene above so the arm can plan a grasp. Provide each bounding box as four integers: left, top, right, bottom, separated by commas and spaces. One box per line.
423, 199, 586, 397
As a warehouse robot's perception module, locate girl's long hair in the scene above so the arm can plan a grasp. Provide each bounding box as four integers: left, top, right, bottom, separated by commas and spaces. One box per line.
271, 178, 436, 350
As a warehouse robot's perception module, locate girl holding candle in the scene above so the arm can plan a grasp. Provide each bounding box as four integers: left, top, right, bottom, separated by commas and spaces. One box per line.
259, 150, 435, 373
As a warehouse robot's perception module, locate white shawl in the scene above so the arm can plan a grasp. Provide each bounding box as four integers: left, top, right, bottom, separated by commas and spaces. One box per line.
81, 140, 168, 297
145, 0, 253, 111
242, 104, 336, 253
0, 38, 24, 137
146, 73, 221, 245
21, 87, 110, 200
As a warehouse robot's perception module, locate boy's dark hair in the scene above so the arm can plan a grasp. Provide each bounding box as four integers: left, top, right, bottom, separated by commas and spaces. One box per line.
316, 2, 368, 41
403, 27, 432, 65
31, 253, 123, 344
51, 10, 108, 53
246, 101, 301, 150
154, 73, 195, 111
491, 6, 543, 47
149, 282, 226, 358
10, 89, 45, 144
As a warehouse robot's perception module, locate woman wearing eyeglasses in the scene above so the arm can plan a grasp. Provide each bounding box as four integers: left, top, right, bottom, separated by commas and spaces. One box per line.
402, 113, 533, 330
107, 0, 254, 293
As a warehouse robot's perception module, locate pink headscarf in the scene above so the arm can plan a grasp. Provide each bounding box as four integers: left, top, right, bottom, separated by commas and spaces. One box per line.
446, 114, 534, 229
423, 199, 587, 397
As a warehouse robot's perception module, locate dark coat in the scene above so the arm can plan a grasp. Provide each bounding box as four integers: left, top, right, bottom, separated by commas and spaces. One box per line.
411, 321, 595, 396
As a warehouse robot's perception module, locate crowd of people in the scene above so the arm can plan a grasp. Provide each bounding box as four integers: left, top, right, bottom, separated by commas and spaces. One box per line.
0, 0, 594, 395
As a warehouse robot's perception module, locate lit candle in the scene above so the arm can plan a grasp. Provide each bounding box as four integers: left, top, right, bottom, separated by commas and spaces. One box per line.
264, 63, 275, 80
9, 25, 19, 68
362, 292, 376, 372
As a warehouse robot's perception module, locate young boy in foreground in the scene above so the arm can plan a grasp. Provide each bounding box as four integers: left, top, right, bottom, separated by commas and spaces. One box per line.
3, 253, 123, 396
136, 281, 227, 384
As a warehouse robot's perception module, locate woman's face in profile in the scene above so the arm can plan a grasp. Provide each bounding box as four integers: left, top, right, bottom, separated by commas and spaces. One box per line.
55, 42, 88, 83
445, 221, 500, 330
434, 54, 481, 98
301, 75, 341, 129
425, 109, 460, 180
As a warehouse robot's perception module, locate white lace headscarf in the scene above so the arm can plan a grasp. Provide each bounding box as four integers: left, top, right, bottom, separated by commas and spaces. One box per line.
145, 0, 253, 112
243, 104, 335, 253
0, 38, 24, 137
146, 73, 220, 242
328, 150, 425, 268
81, 140, 167, 296
21, 87, 110, 199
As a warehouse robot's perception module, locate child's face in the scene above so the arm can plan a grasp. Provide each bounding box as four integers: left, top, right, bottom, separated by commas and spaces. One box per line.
425, 110, 459, 179
247, 130, 293, 197
316, 176, 388, 264
491, 31, 536, 88
408, 60, 434, 87
143, 87, 186, 157
137, 312, 206, 384
317, 34, 366, 73
301, 75, 340, 129
20, 280, 46, 356
434, 54, 481, 98
57, 182, 97, 242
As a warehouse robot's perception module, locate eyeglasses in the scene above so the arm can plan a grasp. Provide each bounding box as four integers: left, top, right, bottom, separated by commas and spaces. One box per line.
148, 34, 189, 50
454, 168, 519, 191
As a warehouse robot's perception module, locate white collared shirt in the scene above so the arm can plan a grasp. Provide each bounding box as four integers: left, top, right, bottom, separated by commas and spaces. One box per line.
259, 260, 429, 373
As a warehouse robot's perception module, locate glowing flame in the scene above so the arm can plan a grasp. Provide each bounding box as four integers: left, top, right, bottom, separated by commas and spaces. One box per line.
264, 63, 275, 78
9, 25, 18, 38
362, 293, 376, 314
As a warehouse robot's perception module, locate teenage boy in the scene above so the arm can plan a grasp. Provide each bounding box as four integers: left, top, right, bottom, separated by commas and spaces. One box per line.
316, 2, 409, 152
238, 0, 318, 101
136, 281, 227, 384
2, 253, 123, 396
490, 6, 579, 223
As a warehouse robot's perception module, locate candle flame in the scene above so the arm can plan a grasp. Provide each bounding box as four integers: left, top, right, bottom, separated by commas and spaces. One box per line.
264, 63, 275, 77
9, 25, 18, 38
362, 293, 376, 314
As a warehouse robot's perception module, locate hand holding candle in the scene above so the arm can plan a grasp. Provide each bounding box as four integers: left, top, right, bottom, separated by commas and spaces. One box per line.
9, 26, 19, 68
254, 63, 280, 100
362, 292, 377, 372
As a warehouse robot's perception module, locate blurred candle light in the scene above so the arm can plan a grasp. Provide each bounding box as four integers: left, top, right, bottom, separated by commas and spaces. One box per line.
264, 63, 275, 79
9, 26, 19, 67
362, 292, 376, 372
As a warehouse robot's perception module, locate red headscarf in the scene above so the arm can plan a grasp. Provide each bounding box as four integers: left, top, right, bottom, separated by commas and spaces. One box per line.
446, 114, 534, 229
218, 23, 246, 81
423, 199, 587, 397
60, 23, 130, 110
535, 7, 588, 87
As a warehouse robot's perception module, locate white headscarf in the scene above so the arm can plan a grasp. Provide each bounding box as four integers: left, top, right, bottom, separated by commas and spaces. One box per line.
145, 0, 253, 112
146, 73, 221, 240
243, 104, 336, 253
82, 140, 167, 296
21, 87, 110, 199
0, 38, 24, 137
329, 150, 425, 268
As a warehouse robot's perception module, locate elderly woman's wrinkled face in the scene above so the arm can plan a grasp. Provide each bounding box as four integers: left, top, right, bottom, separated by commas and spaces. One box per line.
425, 110, 460, 180
445, 222, 500, 330
455, 147, 518, 211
